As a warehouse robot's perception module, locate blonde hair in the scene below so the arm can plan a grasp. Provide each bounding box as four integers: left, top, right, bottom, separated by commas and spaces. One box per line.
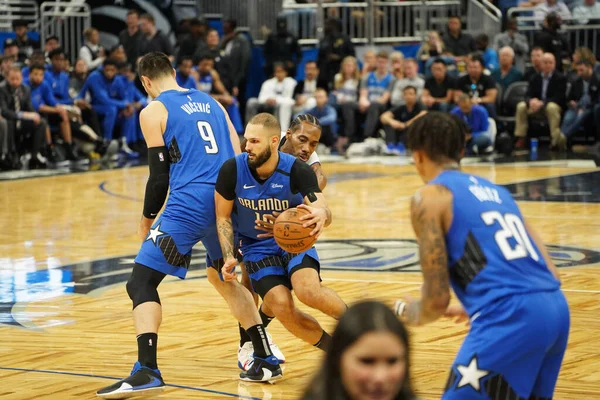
421, 31, 444, 54
390, 51, 404, 62
83, 28, 97, 41
335, 56, 360, 89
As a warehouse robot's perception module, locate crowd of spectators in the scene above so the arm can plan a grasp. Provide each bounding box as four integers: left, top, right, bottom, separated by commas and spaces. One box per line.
2, 2, 600, 171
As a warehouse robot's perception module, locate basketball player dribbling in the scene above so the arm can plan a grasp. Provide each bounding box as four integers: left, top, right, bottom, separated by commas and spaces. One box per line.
394, 112, 570, 399
96, 52, 281, 399
215, 113, 339, 363
235, 114, 347, 371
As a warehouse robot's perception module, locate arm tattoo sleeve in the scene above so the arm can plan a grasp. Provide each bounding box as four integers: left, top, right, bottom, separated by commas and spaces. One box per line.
217, 218, 235, 260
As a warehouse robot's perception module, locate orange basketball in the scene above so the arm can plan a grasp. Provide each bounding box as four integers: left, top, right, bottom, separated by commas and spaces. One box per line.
273, 207, 317, 253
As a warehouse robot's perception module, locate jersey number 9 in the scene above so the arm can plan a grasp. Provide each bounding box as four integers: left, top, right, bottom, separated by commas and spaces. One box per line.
197, 121, 219, 154
481, 211, 540, 262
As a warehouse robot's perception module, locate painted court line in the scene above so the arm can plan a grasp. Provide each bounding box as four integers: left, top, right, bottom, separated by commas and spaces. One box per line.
0, 366, 259, 400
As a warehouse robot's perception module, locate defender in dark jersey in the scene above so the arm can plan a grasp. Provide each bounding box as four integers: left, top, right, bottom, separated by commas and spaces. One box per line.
236, 114, 347, 371
96, 53, 281, 399
216, 113, 335, 358
394, 112, 569, 400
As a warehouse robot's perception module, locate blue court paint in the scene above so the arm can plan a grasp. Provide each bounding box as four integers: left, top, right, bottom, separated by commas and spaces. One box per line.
98, 181, 141, 202
0, 366, 260, 400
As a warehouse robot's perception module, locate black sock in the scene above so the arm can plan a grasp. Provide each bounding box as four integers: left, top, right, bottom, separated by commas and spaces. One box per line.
259, 306, 275, 328
247, 324, 272, 359
239, 323, 251, 347
137, 333, 158, 370
314, 330, 332, 352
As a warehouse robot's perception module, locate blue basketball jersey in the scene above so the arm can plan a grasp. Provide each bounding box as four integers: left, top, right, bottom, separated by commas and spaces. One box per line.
430, 170, 560, 316
234, 152, 304, 260
197, 72, 214, 94
153, 88, 235, 190
366, 72, 393, 102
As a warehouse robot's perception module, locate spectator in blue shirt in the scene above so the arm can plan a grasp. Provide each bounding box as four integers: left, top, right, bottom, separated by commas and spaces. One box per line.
475, 34, 499, 72
451, 93, 492, 155
491, 46, 524, 90
119, 63, 148, 148
77, 59, 136, 151
26, 64, 79, 161
302, 88, 338, 148
175, 56, 197, 90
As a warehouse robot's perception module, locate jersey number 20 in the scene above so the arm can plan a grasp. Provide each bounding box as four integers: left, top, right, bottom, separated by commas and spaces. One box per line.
481, 211, 540, 261
197, 121, 218, 154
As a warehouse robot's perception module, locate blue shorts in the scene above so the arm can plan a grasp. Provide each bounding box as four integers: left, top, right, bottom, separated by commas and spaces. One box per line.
134, 187, 223, 279
443, 290, 570, 400
243, 247, 320, 298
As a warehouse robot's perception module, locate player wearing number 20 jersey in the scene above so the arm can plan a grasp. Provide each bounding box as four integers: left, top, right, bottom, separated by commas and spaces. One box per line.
394, 112, 569, 400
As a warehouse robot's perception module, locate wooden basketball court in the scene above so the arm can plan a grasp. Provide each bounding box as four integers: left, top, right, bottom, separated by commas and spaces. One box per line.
1, 155, 599, 399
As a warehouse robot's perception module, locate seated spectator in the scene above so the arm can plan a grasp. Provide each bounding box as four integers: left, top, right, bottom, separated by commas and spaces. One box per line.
475, 34, 499, 72
361, 49, 377, 78
246, 63, 297, 131
108, 45, 127, 64
390, 51, 405, 80
422, 58, 454, 112
44, 36, 60, 64
77, 59, 137, 156
455, 53, 498, 118
119, 9, 144, 65
26, 64, 83, 162
573, 0, 600, 24
302, 88, 338, 149
119, 63, 148, 147
359, 51, 393, 139
561, 60, 599, 139
178, 17, 208, 63
196, 55, 243, 133
293, 61, 328, 115
2, 39, 19, 66
380, 86, 427, 153
317, 18, 355, 87
390, 58, 425, 107
79, 28, 106, 71
263, 16, 302, 78
417, 31, 444, 63
21, 51, 50, 82
534, 0, 571, 23
492, 47, 524, 90
47, 49, 76, 105
524, 47, 545, 81
197, 29, 233, 92
0, 114, 13, 170
441, 16, 475, 61
139, 14, 174, 60
0, 55, 14, 84
451, 94, 492, 155
176, 57, 197, 90
332, 56, 360, 154
533, 13, 571, 68
570, 48, 600, 82
13, 20, 40, 65
69, 59, 88, 99
0, 67, 48, 169
493, 18, 529, 73
514, 53, 567, 150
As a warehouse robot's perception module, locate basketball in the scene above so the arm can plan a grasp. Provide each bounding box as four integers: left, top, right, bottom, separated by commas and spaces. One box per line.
273, 207, 317, 253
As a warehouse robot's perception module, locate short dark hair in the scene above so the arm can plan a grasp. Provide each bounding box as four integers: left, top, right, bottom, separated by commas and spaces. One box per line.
448, 15, 461, 21
103, 58, 119, 68
190, 17, 207, 27
137, 52, 173, 80
290, 114, 322, 133
48, 48, 65, 59
127, 9, 139, 17
29, 64, 46, 73
468, 52, 484, 66
431, 57, 447, 67
249, 112, 280, 131
406, 111, 466, 163
225, 19, 237, 30
305, 60, 318, 67
178, 56, 193, 66
12, 19, 28, 29
403, 85, 417, 94
531, 46, 544, 53
197, 54, 215, 63
45, 35, 59, 44
273, 62, 286, 72
140, 13, 155, 24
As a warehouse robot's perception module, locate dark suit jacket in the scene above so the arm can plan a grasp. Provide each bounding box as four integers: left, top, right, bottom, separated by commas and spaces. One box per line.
293, 78, 329, 99
0, 82, 34, 120
567, 74, 600, 105
525, 71, 567, 108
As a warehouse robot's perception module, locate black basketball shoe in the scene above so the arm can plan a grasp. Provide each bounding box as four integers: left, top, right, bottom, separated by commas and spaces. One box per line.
239, 355, 283, 383
96, 362, 165, 399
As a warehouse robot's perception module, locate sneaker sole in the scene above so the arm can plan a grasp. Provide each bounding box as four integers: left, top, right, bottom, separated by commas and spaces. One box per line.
96, 385, 165, 399
238, 358, 286, 371
239, 373, 283, 384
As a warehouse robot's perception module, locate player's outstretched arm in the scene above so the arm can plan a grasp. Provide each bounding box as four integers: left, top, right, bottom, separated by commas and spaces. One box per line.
525, 220, 561, 282
401, 185, 452, 326
215, 158, 239, 280
137, 101, 169, 241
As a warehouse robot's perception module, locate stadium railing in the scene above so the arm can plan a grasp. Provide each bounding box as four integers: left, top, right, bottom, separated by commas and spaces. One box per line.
0, 0, 40, 31
40, 1, 92, 64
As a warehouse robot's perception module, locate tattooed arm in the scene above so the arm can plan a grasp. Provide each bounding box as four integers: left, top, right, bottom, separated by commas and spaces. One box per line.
402, 184, 453, 326
311, 162, 328, 191
214, 157, 239, 280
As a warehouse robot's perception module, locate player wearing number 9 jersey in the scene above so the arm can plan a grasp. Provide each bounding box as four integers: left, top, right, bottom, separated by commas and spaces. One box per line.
97, 53, 282, 399
394, 112, 569, 400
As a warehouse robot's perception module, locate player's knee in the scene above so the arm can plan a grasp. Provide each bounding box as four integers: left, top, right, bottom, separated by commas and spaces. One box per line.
294, 284, 321, 308
126, 263, 163, 309
266, 292, 295, 320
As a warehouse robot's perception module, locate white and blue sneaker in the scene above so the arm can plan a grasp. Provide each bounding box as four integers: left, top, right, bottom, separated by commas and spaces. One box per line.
239, 355, 283, 383
238, 332, 286, 371
96, 361, 165, 399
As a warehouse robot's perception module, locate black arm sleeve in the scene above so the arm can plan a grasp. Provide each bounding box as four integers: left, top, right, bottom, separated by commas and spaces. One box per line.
143, 146, 170, 219
215, 157, 238, 200
290, 159, 321, 200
